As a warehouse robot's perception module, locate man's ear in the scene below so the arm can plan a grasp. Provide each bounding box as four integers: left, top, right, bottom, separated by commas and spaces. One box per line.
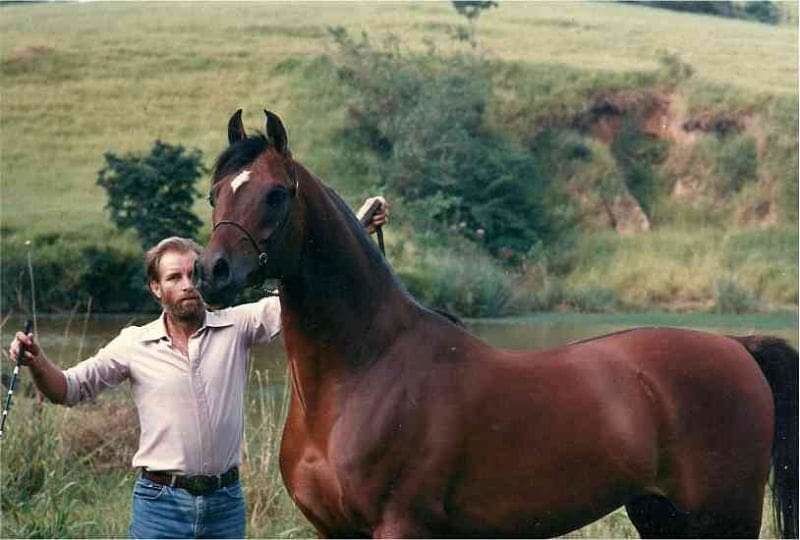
149, 280, 162, 301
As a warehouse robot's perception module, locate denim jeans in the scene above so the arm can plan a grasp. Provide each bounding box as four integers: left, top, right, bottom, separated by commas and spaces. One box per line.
129, 474, 246, 539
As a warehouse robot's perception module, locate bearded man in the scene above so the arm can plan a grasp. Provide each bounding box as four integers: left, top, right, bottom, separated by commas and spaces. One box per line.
8, 198, 388, 539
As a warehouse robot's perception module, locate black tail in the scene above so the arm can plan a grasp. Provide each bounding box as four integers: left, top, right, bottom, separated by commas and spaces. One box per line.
734, 335, 798, 539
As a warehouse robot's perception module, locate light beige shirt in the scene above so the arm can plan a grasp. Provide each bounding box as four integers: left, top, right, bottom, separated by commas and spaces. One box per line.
63, 297, 281, 475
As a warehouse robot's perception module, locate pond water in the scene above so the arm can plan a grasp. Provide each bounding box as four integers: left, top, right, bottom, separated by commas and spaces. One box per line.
2, 310, 796, 386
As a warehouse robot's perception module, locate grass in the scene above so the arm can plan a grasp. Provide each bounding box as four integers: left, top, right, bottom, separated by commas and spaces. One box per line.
560, 226, 798, 310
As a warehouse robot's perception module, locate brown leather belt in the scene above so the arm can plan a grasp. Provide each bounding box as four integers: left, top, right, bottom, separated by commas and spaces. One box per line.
141, 466, 239, 496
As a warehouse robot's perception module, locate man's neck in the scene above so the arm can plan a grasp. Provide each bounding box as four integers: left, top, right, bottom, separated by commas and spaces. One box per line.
165, 311, 205, 344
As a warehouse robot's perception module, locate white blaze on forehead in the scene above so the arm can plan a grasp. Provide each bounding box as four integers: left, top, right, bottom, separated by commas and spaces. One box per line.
230, 170, 251, 193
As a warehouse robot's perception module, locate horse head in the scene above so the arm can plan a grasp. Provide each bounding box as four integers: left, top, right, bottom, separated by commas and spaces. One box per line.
196, 109, 302, 306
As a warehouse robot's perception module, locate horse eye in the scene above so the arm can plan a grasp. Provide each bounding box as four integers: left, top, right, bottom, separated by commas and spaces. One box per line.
207, 193, 215, 208
265, 187, 288, 207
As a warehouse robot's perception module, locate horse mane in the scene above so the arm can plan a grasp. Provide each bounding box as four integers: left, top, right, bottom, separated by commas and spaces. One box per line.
319, 182, 396, 278
212, 133, 270, 182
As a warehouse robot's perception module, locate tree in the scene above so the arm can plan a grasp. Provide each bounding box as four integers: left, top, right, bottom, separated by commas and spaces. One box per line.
97, 141, 205, 248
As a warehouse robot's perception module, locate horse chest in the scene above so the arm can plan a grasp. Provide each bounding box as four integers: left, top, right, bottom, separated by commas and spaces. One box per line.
280, 422, 372, 535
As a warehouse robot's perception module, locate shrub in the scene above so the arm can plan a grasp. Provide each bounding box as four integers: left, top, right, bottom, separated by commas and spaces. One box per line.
1, 235, 152, 313
97, 141, 205, 249
715, 134, 758, 194
610, 117, 669, 218
713, 277, 760, 313
621, 1, 781, 25
329, 28, 565, 261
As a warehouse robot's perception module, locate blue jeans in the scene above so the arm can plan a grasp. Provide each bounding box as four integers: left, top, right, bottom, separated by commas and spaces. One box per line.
129, 475, 246, 539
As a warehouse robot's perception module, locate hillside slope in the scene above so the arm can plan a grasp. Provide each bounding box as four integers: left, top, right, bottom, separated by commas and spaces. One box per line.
1, 2, 797, 313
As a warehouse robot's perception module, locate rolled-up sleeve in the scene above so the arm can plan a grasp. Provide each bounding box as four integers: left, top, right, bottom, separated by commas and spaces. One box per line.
238, 297, 282, 346
63, 330, 132, 406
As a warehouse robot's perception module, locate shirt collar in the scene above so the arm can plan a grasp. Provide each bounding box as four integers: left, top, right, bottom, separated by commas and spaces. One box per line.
139, 311, 233, 342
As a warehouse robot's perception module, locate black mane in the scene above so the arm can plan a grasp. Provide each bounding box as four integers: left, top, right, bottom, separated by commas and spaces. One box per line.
212, 133, 269, 182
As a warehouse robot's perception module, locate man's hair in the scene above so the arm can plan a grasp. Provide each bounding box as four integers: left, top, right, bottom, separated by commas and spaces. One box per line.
145, 236, 203, 283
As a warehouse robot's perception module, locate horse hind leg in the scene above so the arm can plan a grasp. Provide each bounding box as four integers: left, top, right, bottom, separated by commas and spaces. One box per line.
626, 494, 764, 539
626, 494, 689, 538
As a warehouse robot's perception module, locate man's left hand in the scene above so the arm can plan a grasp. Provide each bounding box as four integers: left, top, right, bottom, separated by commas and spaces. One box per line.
357, 196, 390, 235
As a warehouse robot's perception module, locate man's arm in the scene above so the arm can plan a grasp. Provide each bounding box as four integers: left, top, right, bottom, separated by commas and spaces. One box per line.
9, 332, 67, 404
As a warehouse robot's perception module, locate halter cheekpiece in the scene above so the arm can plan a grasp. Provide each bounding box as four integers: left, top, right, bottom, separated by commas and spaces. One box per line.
211, 161, 298, 269
212, 220, 269, 267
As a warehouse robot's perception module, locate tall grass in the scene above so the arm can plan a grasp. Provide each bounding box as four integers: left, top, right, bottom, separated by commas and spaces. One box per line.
563, 226, 797, 311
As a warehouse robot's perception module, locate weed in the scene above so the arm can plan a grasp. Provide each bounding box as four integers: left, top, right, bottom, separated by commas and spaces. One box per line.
713, 277, 760, 313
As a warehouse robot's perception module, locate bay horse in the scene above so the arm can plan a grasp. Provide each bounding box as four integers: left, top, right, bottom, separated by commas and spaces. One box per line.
196, 109, 798, 538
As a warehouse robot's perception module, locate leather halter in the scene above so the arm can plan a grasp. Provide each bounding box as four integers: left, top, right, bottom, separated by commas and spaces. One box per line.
212, 220, 269, 267
211, 161, 298, 269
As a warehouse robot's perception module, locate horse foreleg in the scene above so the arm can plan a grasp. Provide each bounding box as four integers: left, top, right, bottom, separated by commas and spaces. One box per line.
372, 513, 432, 539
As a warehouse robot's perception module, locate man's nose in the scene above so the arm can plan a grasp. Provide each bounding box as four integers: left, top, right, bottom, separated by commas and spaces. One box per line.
181, 274, 196, 290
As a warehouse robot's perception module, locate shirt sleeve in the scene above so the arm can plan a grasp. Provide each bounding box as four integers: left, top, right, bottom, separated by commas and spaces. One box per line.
236, 297, 282, 346
62, 328, 132, 407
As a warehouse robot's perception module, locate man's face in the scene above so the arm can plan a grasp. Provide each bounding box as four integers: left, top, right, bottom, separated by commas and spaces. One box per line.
150, 250, 206, 321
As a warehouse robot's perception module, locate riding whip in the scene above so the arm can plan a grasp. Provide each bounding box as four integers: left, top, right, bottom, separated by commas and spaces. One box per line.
359, 198, 387, 257
0, 319, 33, 439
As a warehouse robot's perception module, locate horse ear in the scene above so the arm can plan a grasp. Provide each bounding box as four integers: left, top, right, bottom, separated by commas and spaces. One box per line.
227, 109, 246, 145
264, 110, 289, 155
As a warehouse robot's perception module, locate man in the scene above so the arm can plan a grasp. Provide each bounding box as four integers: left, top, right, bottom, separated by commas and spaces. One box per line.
9, 197, 388, 539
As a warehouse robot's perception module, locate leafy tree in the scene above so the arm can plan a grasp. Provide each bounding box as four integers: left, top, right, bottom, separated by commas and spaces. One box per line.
452, 1, 498, 21
451, 1, 498, 47
97, 141, 205, 248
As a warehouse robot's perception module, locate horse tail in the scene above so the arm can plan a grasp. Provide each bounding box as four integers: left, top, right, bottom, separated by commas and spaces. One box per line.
733, 335, 798, 538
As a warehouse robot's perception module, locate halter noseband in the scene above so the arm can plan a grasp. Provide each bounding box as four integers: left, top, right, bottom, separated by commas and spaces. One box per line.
211, 161, 298, 269
212, 220, 269, 267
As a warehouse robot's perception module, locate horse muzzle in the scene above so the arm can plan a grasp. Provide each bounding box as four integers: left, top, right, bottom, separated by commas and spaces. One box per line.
194, 251, 250, 308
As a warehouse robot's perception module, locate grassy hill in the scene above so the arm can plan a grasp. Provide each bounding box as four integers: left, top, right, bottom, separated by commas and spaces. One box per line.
1, 1, 797, 314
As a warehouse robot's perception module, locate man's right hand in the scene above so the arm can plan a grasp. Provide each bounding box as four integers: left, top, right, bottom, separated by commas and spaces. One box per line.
9, 331, 41, 366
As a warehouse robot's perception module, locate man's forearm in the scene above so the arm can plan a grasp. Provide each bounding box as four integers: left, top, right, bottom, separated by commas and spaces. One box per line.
27, 355, 68, 404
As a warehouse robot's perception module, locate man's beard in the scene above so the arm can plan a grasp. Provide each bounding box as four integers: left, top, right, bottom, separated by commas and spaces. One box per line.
168, 296, 206, 323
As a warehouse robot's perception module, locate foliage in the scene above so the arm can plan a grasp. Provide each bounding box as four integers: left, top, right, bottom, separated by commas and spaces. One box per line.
329, 28, 567, 261
621, 1, 782, 25
97, 141, 206, 249
715, 134, 758, 194
610, 118, 669, 218
713, 276, 760, 313
1, 234, 152, 314
451, 0, 498, 46
452, 1, 498, 21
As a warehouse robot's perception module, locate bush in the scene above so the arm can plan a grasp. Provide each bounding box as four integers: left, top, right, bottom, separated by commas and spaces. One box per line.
610, 118, 669, 217
329, 28, 566, 261
1, 235, 153, 313
621, 1, 781, 24
97, 141, 205, 249
713, 277, 760, 313
715, 134, 758, 194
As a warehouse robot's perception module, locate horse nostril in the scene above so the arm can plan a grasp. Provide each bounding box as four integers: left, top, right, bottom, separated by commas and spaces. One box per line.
212, 257, 231, 284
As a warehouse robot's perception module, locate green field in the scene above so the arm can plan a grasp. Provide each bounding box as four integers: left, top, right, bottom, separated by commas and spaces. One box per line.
1, 2, 797, 315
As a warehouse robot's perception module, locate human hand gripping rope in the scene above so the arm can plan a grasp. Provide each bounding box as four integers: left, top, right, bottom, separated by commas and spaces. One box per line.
0, 319, 33, 439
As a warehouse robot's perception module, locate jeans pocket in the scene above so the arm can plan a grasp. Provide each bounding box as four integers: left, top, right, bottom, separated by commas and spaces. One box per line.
220, 482, 243, 500
133, 479, 166, 501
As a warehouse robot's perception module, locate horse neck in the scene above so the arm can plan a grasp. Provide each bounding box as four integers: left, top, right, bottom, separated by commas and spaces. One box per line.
279, 167, 414, 376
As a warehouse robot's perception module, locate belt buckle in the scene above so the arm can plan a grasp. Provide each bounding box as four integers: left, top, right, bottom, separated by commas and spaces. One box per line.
185, 474, 220, 495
